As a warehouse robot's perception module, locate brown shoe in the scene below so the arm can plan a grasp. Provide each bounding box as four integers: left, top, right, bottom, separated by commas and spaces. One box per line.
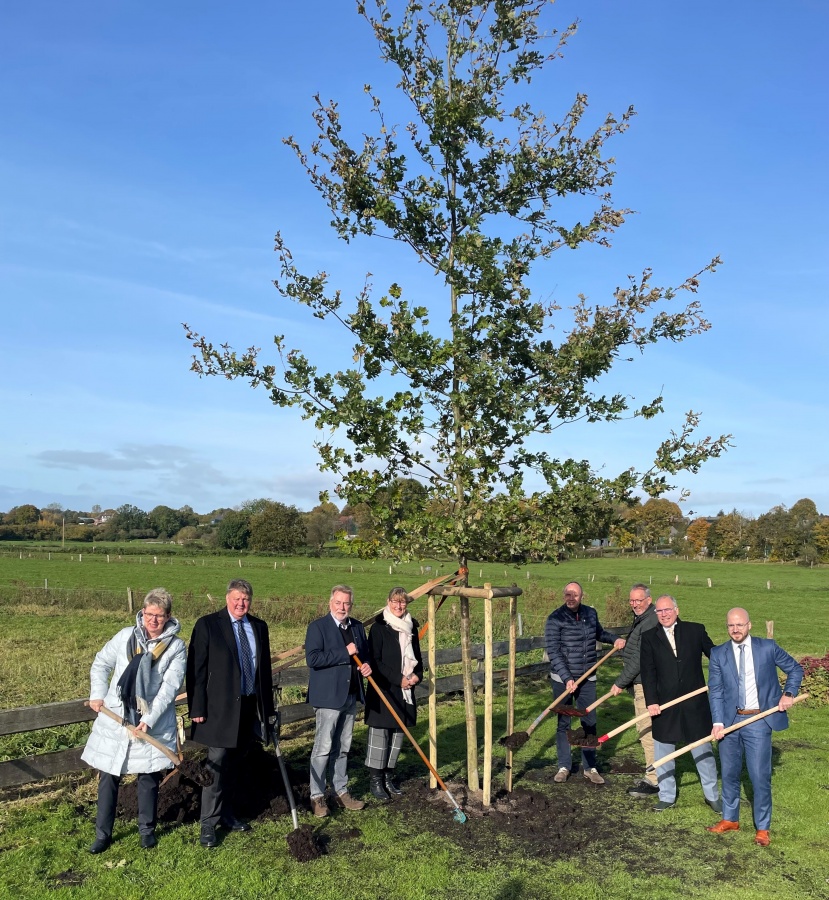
583, 767, 605, 785
554, 767, 570, 783
706, 819, 740, 834
754, 830, 770, 847
310, 796, 329, 818
333, 791, 365, 811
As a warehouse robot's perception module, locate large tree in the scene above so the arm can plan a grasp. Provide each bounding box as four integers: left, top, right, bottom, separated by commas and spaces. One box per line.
186, 0, 729, 567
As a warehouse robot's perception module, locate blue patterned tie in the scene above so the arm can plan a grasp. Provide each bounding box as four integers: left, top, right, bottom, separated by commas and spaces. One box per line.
738, 644, 746, 709
236, 619, 255, 695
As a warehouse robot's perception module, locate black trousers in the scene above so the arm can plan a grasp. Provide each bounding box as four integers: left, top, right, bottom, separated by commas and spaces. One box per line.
200, 695, 258, 827
96, 770, 162, 840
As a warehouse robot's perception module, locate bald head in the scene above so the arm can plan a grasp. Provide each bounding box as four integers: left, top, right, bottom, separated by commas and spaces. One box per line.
726, 607, 752, 644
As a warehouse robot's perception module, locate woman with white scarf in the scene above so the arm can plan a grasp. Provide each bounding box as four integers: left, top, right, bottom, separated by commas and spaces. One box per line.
363, 587, 424, 800
82, 588, 186, 853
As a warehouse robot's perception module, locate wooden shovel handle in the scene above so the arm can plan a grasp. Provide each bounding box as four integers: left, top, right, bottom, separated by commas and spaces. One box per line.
647, 693, 809, 772
598, 685, 709, 744
352, 654, 452, 796
88, 702, 181, 766
526, 645, 620, 737
585, 690, 614, 714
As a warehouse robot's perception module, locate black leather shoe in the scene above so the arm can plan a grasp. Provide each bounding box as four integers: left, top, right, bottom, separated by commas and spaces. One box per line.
200, 824, 217, 848
140, 832, 157, 850
220, 817, 251, 833
88, 837, 111, 854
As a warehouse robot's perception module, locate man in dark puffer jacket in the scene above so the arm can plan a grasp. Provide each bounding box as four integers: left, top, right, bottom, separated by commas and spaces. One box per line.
545, 582, 625, 785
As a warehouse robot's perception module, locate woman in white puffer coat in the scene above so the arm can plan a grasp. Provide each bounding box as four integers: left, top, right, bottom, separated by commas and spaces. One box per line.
81, 588, 186, 853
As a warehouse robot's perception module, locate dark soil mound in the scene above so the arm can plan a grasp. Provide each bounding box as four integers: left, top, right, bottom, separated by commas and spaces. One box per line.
286, 823, 324, 861
117, 744, 305, 825
566, 727, 599, 748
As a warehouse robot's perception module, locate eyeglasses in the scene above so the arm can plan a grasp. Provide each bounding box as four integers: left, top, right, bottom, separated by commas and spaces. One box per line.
389, 600, 409, 607
727, 623, 749, 629
654, 608, 676, 615
144, 613, 168, 621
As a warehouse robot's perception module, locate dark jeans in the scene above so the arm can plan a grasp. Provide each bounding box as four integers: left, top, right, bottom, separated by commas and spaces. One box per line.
96, 770, 162, 840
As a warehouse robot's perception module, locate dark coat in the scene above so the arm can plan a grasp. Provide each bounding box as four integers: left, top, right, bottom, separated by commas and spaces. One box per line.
640, 619, 714, 743
545, 603, 619, 683
614, 602, 659, 689
186, 609, 275, 749
305, 615, 370, 709
364, 616, 424, 729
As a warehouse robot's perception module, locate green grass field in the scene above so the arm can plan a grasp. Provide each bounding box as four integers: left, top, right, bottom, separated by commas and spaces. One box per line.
0, 554, 827, 899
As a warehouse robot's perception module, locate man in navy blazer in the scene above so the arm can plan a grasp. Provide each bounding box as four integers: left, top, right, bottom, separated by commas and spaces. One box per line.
706, 607, 803, 847
305, 584, 372, 817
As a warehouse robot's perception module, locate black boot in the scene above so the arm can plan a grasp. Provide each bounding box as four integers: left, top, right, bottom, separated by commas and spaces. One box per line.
369, 768, 390, 801
384, 769, 403, 797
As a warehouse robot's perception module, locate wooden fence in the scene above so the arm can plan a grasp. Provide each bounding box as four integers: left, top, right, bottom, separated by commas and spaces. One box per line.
0, 637, 548, 789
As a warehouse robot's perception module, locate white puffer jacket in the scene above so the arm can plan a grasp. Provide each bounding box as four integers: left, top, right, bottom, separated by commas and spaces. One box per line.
81, 617, 187, 776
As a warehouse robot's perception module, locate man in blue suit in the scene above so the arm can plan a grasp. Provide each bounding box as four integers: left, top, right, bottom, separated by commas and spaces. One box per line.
706, 607, 803, 847
305, 584, 372, 818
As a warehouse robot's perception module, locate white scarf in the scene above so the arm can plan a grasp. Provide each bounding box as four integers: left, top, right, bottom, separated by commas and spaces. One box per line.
383, 607, 417, 705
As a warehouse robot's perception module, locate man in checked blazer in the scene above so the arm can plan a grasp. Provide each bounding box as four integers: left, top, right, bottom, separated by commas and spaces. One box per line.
186, 579, 275, 848
706, 607, 803, 847
305, 584, 372, 818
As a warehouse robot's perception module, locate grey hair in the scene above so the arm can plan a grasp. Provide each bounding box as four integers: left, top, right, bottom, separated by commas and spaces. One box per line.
227, 578, 253, 599
655, 594, 678, 608
387, 586, 411, 604
330, 584, 354, 603
630, 583, 651, 598
143, 588, 173, 615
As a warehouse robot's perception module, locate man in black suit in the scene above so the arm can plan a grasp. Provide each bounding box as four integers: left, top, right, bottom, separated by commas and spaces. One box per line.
640, 595, 721, 813
305, 584, 372, 818
186, 579, 275, 847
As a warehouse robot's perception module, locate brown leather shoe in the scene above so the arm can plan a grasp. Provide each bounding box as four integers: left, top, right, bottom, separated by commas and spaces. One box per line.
754, 830, 770, 847
310, 796, 329, 818
706, 819, 740, 834
333, 791, 365, 811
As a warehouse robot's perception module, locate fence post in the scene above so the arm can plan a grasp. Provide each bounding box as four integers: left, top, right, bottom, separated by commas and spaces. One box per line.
127, 588, 134, 614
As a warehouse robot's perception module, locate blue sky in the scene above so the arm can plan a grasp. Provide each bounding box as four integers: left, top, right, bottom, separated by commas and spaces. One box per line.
1, 1, 827, 519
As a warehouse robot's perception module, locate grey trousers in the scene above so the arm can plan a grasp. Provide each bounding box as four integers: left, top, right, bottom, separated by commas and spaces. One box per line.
365, 726, 405, 770
310, 697, 357, 799
653, 737, 720, 804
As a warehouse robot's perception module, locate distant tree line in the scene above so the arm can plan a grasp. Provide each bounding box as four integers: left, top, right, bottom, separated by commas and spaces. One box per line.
610, 497, 828, 565
1, 493, 826, 564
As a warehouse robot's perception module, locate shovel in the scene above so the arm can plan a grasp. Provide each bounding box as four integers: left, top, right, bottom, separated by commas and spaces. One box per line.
352, 653, 467, 824
596, 685, 709, 745
88, 702, 181, 766
502, 646, 620, 750
646, 693, 810, 773
564, 691, 615, 747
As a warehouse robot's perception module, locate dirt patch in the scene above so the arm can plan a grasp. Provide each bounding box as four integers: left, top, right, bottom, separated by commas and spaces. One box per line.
49, 871, 86, 889
285, 823, 324, 861
501, 731, 530, 750
566, 728, 599, 748
117, 744, 304, 825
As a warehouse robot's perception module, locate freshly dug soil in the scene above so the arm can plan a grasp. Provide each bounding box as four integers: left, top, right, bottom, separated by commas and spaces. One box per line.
500, 731, 530, 750
550, 706, 585, 717
285, 823, 324, 861
117, 744, 303, 825
566, 727, 599, 748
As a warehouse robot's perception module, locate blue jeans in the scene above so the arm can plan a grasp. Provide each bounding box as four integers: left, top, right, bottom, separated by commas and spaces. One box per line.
653, 737, 719, 804
310, 697, 357, 798
554, 678, 598, 771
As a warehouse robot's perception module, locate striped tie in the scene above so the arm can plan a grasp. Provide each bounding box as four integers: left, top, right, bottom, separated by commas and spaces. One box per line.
236, 619, 255, 695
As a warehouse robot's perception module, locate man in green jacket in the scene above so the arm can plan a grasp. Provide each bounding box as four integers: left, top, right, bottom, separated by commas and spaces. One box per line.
610, 583, 659, 798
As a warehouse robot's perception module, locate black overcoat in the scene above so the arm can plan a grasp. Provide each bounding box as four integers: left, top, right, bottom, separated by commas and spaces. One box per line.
186, 609, 275, 748
640, 619, 714, 743
364, 616, 424, 729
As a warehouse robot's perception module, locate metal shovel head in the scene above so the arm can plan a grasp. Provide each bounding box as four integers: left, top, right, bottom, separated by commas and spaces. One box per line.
453, 807, 468, 824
